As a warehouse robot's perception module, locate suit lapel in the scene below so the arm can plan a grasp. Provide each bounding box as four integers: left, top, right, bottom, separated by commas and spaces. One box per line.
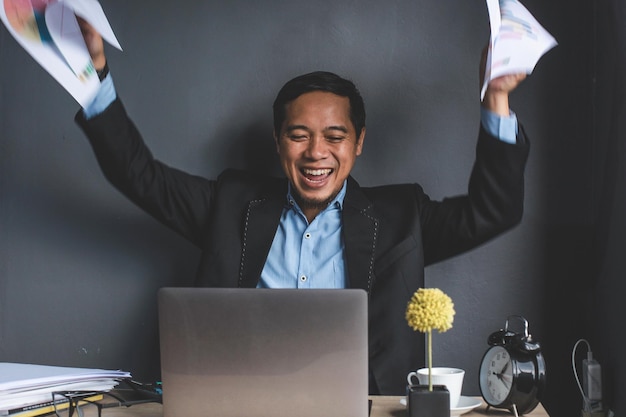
237, 176, 379, 292
238, 183, 286, 288
342, 177, 379, 294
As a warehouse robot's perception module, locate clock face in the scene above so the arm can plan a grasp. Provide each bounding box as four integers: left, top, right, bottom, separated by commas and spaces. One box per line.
479, 345, 514, 406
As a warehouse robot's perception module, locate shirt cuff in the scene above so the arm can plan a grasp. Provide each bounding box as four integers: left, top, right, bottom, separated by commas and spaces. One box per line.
480, 107, 518, 144
82, 74, 116, 119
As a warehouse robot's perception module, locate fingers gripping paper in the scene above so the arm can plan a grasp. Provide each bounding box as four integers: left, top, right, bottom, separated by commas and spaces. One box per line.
481, 0, 557, 99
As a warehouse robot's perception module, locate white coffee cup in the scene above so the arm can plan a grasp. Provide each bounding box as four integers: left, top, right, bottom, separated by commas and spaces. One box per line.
406, 367, 465, 408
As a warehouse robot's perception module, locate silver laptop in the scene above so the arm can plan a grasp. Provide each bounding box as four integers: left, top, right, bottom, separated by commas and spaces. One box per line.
157, 287, 369, 417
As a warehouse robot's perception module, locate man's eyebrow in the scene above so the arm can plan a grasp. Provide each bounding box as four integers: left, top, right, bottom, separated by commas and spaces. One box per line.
284, 125, 349, 133
325, 125, 349, 133
285, 124, 310, 133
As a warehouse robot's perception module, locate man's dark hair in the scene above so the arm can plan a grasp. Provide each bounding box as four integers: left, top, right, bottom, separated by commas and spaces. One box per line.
272, 71, 366, 137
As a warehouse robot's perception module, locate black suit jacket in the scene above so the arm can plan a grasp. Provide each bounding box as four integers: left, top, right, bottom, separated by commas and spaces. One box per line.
76, 98, 530, 395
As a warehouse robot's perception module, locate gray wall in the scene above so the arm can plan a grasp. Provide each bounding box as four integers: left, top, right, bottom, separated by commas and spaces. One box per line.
1, 1, 601, 416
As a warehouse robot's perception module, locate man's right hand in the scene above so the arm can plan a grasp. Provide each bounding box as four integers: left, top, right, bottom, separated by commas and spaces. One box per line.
76, 16, 106, 71
479, 44, 526, 117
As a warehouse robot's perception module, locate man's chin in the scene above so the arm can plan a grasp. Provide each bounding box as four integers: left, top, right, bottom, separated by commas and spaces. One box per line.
294, 193, 335, 211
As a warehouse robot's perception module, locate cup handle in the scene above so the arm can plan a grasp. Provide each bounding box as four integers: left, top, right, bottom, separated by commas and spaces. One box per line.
407, 371, 419, 385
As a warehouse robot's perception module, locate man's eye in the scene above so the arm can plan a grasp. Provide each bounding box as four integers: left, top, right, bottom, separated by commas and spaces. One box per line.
288, 134, 307, 141
327, 136, 345, 142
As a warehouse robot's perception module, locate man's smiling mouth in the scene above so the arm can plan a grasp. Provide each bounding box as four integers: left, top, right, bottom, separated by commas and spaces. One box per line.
302, 168, 333, 183
303, 168, 332, 176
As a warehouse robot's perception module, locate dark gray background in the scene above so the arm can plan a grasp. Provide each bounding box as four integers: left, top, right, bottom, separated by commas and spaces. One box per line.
2, 1, 624, 416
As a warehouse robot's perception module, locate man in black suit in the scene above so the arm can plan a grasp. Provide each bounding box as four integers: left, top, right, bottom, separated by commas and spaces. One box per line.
77, 20, 529, 395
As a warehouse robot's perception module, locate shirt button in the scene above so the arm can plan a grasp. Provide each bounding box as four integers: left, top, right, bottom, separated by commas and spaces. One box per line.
305, 233, 311, 239
299, 275, 307, 282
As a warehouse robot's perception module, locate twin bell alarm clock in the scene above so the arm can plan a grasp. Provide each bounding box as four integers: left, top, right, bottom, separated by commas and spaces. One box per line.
478, 315, 546, 415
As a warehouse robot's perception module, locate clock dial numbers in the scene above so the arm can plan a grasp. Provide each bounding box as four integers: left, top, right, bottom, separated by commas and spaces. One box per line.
480, 346, 512, 405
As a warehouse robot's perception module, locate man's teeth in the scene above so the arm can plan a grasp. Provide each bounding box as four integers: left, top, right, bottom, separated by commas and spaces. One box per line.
303, 169, 332, 176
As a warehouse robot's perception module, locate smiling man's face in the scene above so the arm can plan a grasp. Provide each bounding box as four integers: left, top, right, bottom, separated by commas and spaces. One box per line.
275, 90, 365, 222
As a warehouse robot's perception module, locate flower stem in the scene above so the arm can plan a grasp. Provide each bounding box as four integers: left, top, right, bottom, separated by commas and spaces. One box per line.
428, 328, 433, 391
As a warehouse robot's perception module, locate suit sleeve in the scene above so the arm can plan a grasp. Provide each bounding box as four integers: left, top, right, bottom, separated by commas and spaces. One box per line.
419, 124, 530, 265
75, 97, 216, 247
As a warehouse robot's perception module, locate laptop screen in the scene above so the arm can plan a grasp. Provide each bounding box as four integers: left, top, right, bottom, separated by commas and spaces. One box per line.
158, 287, 369, 417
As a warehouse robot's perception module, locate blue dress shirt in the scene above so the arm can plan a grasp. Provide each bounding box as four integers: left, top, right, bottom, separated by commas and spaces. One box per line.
258, 182, 348, 289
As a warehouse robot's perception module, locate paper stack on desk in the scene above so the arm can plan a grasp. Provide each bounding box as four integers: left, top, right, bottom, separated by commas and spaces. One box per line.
0, 362, 130, 416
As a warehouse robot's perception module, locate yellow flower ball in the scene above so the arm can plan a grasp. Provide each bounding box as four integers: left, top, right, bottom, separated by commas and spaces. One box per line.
405, 288, 455, 333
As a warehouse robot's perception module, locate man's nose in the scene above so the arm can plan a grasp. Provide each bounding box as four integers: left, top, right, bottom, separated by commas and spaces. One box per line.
305, 136, 328, 159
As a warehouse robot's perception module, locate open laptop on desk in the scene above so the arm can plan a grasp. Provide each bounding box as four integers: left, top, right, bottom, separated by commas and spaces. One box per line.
157, 287, 369, 417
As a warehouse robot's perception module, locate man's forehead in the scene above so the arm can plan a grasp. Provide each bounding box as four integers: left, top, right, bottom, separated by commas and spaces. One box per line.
285, 92, 351, 118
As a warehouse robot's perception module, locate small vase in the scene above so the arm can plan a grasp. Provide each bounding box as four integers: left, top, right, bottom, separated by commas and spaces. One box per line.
406, 384, 450, 417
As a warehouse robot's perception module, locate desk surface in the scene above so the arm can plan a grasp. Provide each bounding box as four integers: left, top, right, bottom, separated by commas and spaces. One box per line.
101, 396, 549, 417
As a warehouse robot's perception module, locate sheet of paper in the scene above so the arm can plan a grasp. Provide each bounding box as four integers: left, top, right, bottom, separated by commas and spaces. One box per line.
65, 0, 120, 50
0, 0, 122, 107
481, 0, 557, 99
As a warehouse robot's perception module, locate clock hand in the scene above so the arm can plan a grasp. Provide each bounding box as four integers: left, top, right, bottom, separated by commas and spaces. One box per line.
493, 363, 508, 378
493, 362, 511, 388
499, 361, 509, 375
501, 377, 511, 390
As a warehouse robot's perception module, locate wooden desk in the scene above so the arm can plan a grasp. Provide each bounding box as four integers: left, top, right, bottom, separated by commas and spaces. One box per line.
100, 396, 549, 416
370, 396, 549, 416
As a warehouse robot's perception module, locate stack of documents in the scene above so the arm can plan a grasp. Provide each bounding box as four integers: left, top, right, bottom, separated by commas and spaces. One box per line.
0, 362, 130, 416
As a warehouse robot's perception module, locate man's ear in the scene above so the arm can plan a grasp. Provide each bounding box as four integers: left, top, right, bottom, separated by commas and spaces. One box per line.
356, 127, 366, 156
273, 130, 280, 153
